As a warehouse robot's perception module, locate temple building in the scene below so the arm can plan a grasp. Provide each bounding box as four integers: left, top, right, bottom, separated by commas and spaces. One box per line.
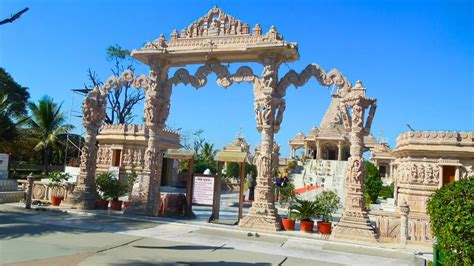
370, 142, 396, 184
289, 94, 378, 161
371, 130, 473, 244
95, 124, 181, 186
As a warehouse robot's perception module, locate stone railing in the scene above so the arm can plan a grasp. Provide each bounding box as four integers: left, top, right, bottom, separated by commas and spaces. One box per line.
396, 130, 473, 147
17, 180, 75, 202
99, 124, 180, 139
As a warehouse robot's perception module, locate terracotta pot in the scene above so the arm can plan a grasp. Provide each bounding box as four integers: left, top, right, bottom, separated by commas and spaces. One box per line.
300, 219, 314, 233
317, 221, 332, 235
95, 199, 109, 210
110, 200, 123, 211
123, 201, 131, 209
281, 217, 296, 231
51, 196, 62, 206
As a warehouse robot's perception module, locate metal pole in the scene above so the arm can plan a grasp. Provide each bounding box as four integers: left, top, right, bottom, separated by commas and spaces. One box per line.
64, 91, 75, 168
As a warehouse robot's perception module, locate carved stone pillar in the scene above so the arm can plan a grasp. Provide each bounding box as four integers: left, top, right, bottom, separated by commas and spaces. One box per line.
125, 62, 171, 216
240, 56, 283, 231
331, 81, 378, 242
399, 200, 410, 246
337, 141, 343, 161
316, 140, 321, 160
25, 174, 34, 209
67, 88, 106, 209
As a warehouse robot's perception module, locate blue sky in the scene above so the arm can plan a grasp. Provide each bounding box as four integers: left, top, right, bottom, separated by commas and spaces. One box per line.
1, 0, 473, 157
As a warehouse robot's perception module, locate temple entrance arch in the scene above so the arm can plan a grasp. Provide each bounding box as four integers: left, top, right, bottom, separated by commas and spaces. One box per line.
73, 6, 378, 239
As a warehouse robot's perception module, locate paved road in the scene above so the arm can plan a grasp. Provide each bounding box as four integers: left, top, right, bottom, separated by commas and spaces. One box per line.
0, 205, 424, 266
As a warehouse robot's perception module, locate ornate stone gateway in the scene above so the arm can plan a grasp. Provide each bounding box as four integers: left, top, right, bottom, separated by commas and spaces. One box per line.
73, 6, 377, 238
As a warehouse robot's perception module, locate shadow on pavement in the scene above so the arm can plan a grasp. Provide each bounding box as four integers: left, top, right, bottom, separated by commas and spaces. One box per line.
111, 261, 271, 266
0, 214, 90, 239
133, 245, 234, 251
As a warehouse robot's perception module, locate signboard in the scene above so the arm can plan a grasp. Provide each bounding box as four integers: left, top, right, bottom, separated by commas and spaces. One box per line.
192, 175, 215, 205
64, 166, 80, 183
0, 153, 9, 180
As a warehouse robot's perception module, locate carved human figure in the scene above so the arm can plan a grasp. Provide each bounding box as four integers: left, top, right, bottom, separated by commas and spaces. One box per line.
424, 165, 433, 184
352, 104, 364, 128
417, 165, 425, 184
410, 164, 418, 183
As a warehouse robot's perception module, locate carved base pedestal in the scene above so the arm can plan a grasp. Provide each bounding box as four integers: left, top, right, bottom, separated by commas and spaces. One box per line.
239, 202, 281, 231
331, 212, 378, 243
64, 187, 96, 210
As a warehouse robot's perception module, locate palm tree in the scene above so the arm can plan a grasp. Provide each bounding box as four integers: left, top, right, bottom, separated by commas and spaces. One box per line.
200, 142, 216, 164
25, 96, 73, 173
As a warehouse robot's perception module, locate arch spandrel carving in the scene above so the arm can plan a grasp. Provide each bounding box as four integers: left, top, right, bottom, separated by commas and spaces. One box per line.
276, 64, 352, 97
168, 59, 257, 89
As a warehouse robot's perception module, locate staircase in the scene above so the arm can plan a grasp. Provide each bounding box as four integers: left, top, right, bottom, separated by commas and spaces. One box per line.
0, 180, 24, 204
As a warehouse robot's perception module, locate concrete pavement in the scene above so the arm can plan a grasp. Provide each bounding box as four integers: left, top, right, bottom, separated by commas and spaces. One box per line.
0, 204, 427, 266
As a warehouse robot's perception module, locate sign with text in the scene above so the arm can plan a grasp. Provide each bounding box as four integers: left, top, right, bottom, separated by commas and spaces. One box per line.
192, 175, 215, 206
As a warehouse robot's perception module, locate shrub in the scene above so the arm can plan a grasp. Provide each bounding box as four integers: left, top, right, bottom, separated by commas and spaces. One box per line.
96, 172, 129, 201
379, 183, 394, 199
287, 160, 297, 171
315, 190, 341, 222
292, 198, 318, 221
427, 178, 474, 265
365, 161, 382, 203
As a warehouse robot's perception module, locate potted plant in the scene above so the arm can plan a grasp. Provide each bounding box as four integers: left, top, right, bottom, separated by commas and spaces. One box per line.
47, 172, 70, 206
279, 182, 297, 231
101, 172, 129, 211
315, 190, 341, 235
95, 172, 113, 210
292, 198, 318, 233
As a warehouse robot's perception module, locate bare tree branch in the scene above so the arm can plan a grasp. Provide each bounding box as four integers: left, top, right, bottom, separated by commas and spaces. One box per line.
0, 8, 29, 26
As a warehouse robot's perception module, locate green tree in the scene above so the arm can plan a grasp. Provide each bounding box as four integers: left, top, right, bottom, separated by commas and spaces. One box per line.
0, 68, 30, 116
0, 92, 17, 141
364, 161, 382, 204
427, 178, 474, 265
226, 162, 257, 180
25, 96, 73, 173
0, 68, 30, 143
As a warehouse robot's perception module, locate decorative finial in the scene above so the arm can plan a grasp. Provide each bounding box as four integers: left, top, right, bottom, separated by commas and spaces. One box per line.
252, 24, 262, 36
171, 29, 179, 40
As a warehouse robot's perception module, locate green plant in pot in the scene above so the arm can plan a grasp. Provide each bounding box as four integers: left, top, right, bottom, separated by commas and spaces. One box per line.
96, 172, 129, 211
47, 172, 70, 206
315, 190, 341, 235
279, 182, 298, 230
95, 172, 112, 210
292, 198, 318, 233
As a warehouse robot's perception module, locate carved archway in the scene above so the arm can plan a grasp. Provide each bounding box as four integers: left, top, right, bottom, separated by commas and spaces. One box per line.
74, 7, 377, 239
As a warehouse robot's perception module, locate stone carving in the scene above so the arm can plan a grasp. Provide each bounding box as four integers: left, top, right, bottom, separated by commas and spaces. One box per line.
184, 6, 249, 38
169, 59, 256, 89
277, 64, 352, 98
347, 157, 363, 184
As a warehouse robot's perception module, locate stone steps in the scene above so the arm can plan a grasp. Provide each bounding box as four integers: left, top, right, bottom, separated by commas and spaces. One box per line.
0, 191, 24, 203
0, 180, 24, 203
0, 180, 20, 192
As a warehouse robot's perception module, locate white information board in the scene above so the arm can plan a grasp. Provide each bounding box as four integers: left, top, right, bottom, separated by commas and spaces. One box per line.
0, 153, 9, 180
192, 175, 215, 205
